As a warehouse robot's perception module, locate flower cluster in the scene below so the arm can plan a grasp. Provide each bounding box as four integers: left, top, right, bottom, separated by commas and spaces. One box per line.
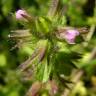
15, 9, 80, 44
14, 9, 83, 96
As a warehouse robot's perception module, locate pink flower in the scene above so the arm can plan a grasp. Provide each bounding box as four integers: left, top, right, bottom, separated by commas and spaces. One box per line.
64, 29, 79, 44
15, 9, 29, 20
57, 28, 80, 44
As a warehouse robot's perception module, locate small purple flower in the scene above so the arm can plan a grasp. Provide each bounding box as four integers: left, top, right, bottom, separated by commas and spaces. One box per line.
57, 28, 80, 44
15, 9, 29, 20
64, 29, 79, 44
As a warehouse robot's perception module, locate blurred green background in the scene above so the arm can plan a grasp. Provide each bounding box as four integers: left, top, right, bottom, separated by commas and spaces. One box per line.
0, 0, 96, 96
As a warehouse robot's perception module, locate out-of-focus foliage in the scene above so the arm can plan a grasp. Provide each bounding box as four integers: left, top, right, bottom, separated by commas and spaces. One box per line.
0, 0, 96, 96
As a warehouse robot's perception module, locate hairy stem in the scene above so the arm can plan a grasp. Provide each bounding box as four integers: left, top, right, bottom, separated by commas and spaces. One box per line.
47, 0, 59, 17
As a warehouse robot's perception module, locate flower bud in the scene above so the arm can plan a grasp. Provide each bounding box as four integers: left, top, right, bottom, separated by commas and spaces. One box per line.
15, 9, 32, 21
26, 81, 42, 96
46, 80, 58, 95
